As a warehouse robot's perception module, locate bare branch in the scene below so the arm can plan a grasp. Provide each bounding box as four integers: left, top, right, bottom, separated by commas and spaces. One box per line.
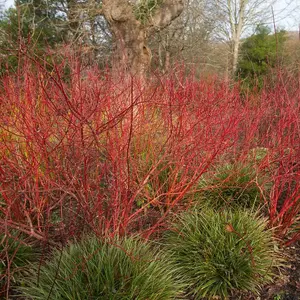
150, 0, 184, 29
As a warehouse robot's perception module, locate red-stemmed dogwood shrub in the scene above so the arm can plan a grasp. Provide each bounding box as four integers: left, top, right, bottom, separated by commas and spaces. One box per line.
0, 54, 242, 244
0, 51, 299, 295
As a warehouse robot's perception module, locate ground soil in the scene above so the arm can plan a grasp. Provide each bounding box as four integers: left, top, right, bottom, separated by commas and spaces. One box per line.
231, 241, 300, 300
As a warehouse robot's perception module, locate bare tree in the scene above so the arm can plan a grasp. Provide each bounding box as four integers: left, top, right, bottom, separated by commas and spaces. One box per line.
0, 0, 5, 14
207, 0, 278, 76
1, 0, 185, 75
101, 0, 184, 76
149, 0, 214, 73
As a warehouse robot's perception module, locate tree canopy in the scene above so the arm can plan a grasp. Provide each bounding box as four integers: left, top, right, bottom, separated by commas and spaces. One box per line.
237, 25, 286, 89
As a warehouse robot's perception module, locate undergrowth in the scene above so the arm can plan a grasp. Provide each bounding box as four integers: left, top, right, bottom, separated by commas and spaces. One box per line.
19, 235, 182, 299
165, 208, 281, 299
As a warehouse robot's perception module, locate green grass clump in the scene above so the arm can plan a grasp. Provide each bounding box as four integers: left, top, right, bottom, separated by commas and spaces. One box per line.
197, 162, 264, 209
165, 208, 281, 299
19, 235, 181, 300
0, 231, 37, 292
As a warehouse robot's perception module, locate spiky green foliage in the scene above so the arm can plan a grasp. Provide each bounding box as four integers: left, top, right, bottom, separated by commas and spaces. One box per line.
165, 208, 281, 299
237, 25, 286, 90
0, 232, 37, 290
19, 235, 182, 300
197, 162, 264, 210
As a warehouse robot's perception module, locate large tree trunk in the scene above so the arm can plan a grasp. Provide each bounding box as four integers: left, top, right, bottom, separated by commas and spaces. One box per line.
102, 0, 184, 76
102, 1, 151, 76
230, 0, 246, 76
231, 37, 240, 75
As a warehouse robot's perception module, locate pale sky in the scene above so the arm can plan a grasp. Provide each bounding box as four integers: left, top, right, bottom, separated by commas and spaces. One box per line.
272, 0, 300, 30
2, 0, 300, 31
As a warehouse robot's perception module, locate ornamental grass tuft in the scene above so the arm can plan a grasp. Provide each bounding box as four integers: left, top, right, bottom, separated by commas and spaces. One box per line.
19, 235, 182, 300
165, 208, 281, 299
0, 231, 37, 293
197, 162, 265, 210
